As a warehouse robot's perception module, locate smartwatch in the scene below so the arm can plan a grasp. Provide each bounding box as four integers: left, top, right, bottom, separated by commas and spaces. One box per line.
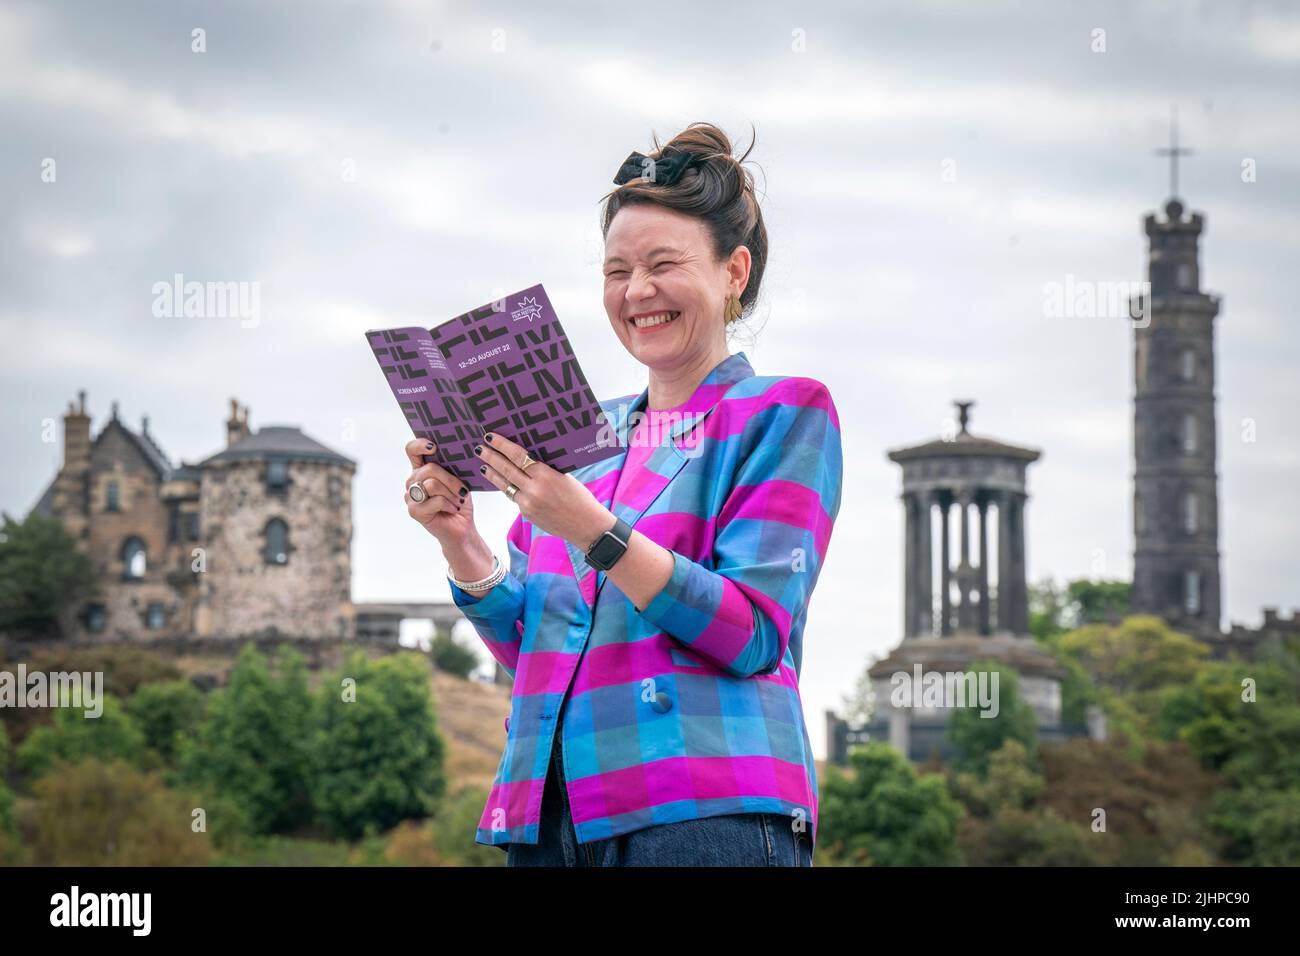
584, 517, 633, 571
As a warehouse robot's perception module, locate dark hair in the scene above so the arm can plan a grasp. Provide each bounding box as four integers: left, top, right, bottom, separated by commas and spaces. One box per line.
599, 122, 768, 330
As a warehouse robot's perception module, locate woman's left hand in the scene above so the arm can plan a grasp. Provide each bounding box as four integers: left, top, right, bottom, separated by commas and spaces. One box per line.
474, 432, 614, 550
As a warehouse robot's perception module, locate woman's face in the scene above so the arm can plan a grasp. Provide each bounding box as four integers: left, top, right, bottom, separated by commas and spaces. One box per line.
602, 203, 748, 370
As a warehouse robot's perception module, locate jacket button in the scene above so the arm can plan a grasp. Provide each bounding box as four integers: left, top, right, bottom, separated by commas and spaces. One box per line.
651, 692, 672, 713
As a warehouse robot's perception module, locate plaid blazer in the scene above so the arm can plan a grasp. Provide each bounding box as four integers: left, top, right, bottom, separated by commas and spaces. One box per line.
448, 350, 843, 849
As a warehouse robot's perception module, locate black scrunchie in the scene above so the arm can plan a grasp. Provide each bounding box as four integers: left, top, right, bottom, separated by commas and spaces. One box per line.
612, 147, 699, 186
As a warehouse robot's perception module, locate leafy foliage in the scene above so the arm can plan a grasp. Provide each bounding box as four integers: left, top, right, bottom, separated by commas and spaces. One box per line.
945, 660, 1040, 778
177, 643, 315, 835
311, 650, 446, 839
818, 742, 964, 865
16, 694, 149, 779
27, 757, 210, 865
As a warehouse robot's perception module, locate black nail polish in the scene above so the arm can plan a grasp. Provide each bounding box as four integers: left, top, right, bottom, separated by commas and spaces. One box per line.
459, 486, 468, 495
425, 442, 434, 451
474, 444, 483, 455
479, 465, 486, 474
484, 433, 493, 443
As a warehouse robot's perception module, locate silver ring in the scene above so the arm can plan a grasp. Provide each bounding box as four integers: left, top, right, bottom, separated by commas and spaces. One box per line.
408, 483, 427, 504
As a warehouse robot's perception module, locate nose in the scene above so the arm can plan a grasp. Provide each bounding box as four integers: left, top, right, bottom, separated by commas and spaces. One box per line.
624, 269, 658, 306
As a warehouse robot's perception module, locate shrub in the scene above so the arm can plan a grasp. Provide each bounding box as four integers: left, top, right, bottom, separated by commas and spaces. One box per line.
28, 757, 211, 865
312, 651, 446, 840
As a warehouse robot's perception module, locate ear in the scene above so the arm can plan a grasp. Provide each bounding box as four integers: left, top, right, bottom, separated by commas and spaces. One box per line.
726, 244, 752, 297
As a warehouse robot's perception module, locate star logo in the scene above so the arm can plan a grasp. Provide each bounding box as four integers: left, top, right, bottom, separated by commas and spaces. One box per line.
510, 296, 543, 323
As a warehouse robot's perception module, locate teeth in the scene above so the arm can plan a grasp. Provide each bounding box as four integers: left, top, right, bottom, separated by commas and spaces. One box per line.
631, 312, 678, 328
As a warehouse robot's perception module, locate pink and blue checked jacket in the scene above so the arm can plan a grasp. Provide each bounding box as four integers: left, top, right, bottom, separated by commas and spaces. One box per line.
448, 350, 843, 849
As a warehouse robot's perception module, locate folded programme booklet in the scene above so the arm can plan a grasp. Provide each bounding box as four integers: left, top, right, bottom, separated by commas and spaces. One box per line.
365, 283, 622, 492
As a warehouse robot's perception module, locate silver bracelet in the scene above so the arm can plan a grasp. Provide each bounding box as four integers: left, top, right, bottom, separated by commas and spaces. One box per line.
447, 556, 505, 591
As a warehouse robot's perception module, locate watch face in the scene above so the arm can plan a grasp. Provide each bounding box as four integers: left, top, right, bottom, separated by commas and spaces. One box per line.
588, 531, 624, 570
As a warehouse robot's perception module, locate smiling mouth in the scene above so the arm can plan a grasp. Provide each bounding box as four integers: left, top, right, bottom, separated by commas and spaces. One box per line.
628, 311, 680, 329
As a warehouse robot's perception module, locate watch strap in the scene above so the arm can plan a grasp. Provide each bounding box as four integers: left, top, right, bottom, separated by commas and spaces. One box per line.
585, 516, 633, 571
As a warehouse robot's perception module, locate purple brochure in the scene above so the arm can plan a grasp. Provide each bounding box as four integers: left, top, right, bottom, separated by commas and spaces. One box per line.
365, 283, 621, 492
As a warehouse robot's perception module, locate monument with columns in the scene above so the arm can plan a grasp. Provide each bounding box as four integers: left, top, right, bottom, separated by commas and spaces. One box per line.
827, 402, 1099, 764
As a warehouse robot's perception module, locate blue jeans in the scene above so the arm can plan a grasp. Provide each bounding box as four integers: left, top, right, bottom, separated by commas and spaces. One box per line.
506, 718, 812, 867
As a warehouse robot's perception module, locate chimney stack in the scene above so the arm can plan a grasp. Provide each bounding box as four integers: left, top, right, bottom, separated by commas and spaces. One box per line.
62, 391, 92, 478
53, 390, 93, 537
226, 398, 251, 447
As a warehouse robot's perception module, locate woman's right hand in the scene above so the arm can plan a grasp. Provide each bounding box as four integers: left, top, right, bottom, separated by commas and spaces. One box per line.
404, 439, 477, 548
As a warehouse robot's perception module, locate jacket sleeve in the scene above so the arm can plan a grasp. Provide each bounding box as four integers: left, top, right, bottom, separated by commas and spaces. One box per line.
447, 512, 532, 678
635, 378, 843, 678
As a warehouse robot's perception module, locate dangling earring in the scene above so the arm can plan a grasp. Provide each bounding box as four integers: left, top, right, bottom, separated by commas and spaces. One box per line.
724, 293, 742, 324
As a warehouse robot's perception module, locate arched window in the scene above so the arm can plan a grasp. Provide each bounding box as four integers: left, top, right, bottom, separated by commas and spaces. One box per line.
1183, 492, 1198, 533
122, 537, 147, 580
1180, 348, 1196, 382
264, 518, 289, 565
1181, 414, 1197, 453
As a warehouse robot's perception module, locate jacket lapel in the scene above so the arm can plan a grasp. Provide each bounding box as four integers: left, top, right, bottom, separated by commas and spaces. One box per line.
564, 351, 756, 606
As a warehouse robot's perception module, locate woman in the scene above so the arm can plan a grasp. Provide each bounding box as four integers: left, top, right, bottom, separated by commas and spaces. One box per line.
403, 122, 843, 866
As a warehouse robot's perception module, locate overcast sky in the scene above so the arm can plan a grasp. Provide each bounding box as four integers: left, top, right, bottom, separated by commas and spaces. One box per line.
3, 0, 1297, 758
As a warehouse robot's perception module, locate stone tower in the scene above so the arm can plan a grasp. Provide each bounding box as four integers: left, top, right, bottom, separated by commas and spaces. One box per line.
1131, 195, 1222, 638
842, 402, 1077, 764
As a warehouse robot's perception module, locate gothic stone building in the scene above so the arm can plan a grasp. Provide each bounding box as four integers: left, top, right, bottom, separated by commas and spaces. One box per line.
31, 394, 356, 641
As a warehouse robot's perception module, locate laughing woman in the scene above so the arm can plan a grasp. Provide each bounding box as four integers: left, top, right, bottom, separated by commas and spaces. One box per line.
402, 122, 843, 867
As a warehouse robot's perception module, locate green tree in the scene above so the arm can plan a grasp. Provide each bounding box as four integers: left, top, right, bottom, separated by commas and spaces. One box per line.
16, 693, 148, 779
1068, 579, 1131, 626
429, 630, 480, 679
1030, 577, 1132, 641
312, 650, 446, 840
1058, 615, 1207, 708
1209, 785, 1300, 866
945, 660, 1040, 778
1029, 578, 1069, 641
178, 643, 315, 835
0, 512, 96, 635
28, 757, 210, 865
950, 739, 1102, 866
0, 723, 15, 835
818, 741, 964, 866
126, 679, 207, 764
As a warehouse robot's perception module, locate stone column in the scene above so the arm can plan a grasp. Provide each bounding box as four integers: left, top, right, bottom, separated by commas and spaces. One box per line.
903, 492, 916, 637
916, 489, 932, 637
1010, 492, 1028, 634
957, 489, 973, 630
939, 492, 951, 636
977, 495, 990, 635
997, 490, 1013, 631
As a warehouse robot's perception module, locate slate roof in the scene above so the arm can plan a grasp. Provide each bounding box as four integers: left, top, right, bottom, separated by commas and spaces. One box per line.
199, 426, 355, 467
